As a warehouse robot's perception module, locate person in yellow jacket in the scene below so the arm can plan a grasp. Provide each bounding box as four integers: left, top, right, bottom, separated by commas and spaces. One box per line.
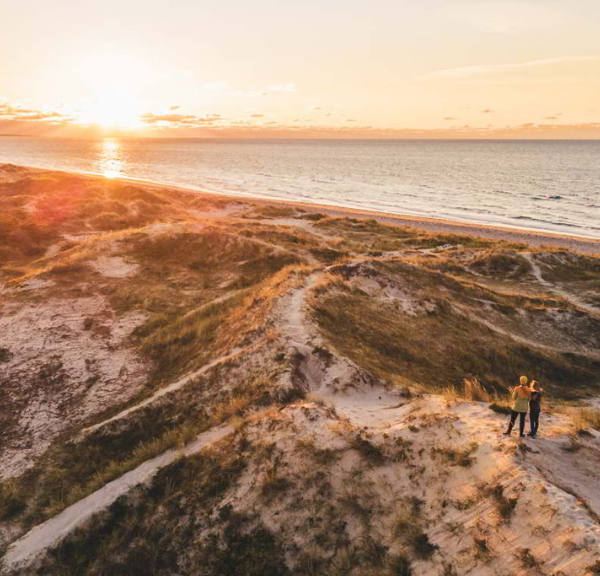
503, 376, 531, 437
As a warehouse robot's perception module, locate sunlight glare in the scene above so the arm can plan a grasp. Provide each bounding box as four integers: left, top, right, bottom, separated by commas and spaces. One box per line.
76, 50, 146, 130
98, 138, 124, 178
79, 88, 143, 129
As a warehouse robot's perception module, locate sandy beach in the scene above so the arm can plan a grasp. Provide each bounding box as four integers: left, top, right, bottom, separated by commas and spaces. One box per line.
248, 196, 600, 255
6, 162, 600, 255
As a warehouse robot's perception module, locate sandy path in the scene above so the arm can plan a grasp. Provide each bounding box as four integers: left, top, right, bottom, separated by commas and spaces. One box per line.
323, 389, 409, 428
256, 217, 332, 242
280, 268, 406, 408
284, 273, 321, 349
523, 252, 600, 316
1, 425, 233, 572
279, 267, 600, 568
2, 275, 315, 571
453, 302, 600, 361
82, 342, 259, 436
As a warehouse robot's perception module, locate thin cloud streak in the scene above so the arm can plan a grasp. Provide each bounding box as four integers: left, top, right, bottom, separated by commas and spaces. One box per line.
417, 55, 600, 81
2, 117, 600, 139
140, 112, 222, 126
0, 103, 74, 123
2, 97, 600, 139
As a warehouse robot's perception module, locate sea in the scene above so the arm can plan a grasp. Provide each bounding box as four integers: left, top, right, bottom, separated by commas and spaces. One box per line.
1, 137, 599, 239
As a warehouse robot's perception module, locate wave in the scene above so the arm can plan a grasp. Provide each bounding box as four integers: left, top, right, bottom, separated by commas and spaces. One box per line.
509, 215, 600, 232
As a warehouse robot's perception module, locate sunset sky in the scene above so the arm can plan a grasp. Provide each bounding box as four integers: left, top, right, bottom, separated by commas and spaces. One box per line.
1, 0, 600, 138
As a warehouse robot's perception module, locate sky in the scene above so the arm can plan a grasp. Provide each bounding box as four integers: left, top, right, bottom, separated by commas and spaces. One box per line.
1, 0, 600, 138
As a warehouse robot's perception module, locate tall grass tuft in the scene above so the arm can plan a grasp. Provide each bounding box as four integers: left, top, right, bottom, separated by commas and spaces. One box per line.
568, 407, 600, 432
443, 377, 506, 404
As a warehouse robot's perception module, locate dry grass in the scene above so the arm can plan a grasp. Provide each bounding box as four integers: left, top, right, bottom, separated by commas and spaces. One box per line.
4, 168, 600, 575
489, 484, 518, 522
0, 479, 26, 521
304, 392, 330, 407
1, 372, 276, 527
210, 378, 275, 423
442, 377, 496, 403
568, 407, 600, 432
295, 436, 341, 466
311, 261, 600, 399
392, 498, 437, 560
260, 466, 293, 500
431, 442, 478, 467
135, 291, 247, 383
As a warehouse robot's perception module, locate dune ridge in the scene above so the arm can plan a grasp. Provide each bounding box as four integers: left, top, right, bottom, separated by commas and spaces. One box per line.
1, 164, 599, 575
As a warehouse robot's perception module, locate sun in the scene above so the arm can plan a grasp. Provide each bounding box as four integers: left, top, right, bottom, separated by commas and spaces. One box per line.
78, 87, 144, 130
75, 49, 147, 130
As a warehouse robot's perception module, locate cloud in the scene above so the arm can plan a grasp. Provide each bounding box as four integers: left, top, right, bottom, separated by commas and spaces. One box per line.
160, 121, 600, 140
140, 112, 222, 127
0, 102, 74, 123
1, 98, 598, 140
417, 55, 600, 81
3, 108, 600, 140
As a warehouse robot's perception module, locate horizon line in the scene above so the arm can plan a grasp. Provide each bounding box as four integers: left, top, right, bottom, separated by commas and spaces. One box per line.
2, 134, 600, 142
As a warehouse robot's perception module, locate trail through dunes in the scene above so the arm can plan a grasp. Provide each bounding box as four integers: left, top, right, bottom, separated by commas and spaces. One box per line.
82, 341, 261, 436
1, 426, 233, 572
523, 252, 600, 316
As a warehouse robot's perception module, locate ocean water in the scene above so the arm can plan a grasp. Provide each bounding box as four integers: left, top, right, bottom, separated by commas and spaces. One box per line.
1, 137, 599, 239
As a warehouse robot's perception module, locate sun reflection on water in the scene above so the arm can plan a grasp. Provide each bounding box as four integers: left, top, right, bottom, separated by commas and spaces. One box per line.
98, 138, 124, 178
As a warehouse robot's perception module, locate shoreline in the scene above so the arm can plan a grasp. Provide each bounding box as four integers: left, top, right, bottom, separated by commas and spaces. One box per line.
4, 162, 600, 255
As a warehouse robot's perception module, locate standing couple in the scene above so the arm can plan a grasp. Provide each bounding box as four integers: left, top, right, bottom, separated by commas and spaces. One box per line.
504, 376, 543, 438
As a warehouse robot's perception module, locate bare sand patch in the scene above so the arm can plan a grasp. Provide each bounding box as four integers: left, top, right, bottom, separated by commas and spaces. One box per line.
89, 256, 140, 278
0, 296, 148, 478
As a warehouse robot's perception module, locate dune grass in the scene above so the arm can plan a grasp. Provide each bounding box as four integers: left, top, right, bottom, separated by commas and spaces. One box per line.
3, 169, 600, 575
0, 373, 277, 527
33, 432, 289, 576
310, 262, 600, 399
568, 407, 600, 432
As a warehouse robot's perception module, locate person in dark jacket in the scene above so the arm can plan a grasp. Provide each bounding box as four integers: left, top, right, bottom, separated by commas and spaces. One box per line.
529, 380, 543, 438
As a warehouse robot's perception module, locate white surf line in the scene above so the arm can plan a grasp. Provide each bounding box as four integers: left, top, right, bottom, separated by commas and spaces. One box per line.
1, 425, 233, 572
523, 252, 600, 316
82, 342, 260, 436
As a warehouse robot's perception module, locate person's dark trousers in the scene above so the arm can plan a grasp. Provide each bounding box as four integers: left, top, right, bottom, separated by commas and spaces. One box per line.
507, 410, 526, 435
530, 410, 540, 436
